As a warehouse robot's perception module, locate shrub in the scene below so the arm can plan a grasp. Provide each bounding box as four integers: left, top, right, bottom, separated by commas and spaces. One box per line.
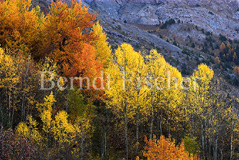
182, 48, 190, 55
191, 43, 195, 48
160, 19, 175, 29
183, 136, 200, 156
208, 11, 214, 15
219, 34, 227, 41
143, 135, 199, 160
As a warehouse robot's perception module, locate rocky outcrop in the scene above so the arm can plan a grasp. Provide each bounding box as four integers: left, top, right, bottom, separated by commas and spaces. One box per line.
83, 0, 239, 39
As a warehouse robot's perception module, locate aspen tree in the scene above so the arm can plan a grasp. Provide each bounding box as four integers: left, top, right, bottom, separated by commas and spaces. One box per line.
146, 50, 183, 139
105, 43, 147, 159
190, 64, 214, 159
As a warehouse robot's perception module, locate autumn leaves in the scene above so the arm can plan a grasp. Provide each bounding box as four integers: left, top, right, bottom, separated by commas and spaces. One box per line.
1, 0, 235, 159
0, 0, 111, 79
40, 43, 208, 92
143, 135, 199, 160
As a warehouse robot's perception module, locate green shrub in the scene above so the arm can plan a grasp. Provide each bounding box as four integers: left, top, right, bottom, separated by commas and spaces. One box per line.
191, 43, 195, 48
208, 11, 214, 15
219, 34, 227, 41
160, 19, 175, 29
183, 136, 200, 156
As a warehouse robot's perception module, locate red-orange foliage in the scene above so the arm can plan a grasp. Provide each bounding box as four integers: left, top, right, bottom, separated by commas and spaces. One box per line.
39, 0, 103, 78
143, 135, 199, 160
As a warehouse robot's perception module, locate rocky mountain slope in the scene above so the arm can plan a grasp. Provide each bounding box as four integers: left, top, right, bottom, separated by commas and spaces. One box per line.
79, 0, 239, 96
83, 0, 239, 39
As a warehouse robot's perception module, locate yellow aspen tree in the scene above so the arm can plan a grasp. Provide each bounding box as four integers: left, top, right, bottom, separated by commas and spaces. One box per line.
40, 93, 93, 158
189, 64, 214, 159
0, 47, 42, 128
0, 48, 19, 127
160, 65, 183, 138
146, 50, 167, 139
15, 92, 93, 158
130, 50, 148, 156
15, 115, 43, 147
92, 21, 112, 67
146, 50, 183, 139
233, 52, 238, 62
224, 99, 239, 160
227, 42, 231, 50
52, 110, 75, 144
105, 43, 148, 159
40, 92, 55, 134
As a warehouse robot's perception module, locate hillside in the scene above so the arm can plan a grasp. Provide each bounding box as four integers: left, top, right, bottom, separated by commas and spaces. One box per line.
79, 0, 239, 96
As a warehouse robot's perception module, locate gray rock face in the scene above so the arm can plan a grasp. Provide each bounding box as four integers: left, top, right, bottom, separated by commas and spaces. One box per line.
233, 11, 239, 20
84, 0, 239, 39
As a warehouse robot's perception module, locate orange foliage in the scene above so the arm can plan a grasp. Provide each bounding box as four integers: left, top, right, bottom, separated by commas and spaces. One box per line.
0, 0, 108, 79
143, 135, 199, 160
40, 0, 102, 78
233, 52, 238, 62
215, 57, 220, 64
234, 66, 239, 75
0, 0, 39, 54
219, 42, 226, 53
